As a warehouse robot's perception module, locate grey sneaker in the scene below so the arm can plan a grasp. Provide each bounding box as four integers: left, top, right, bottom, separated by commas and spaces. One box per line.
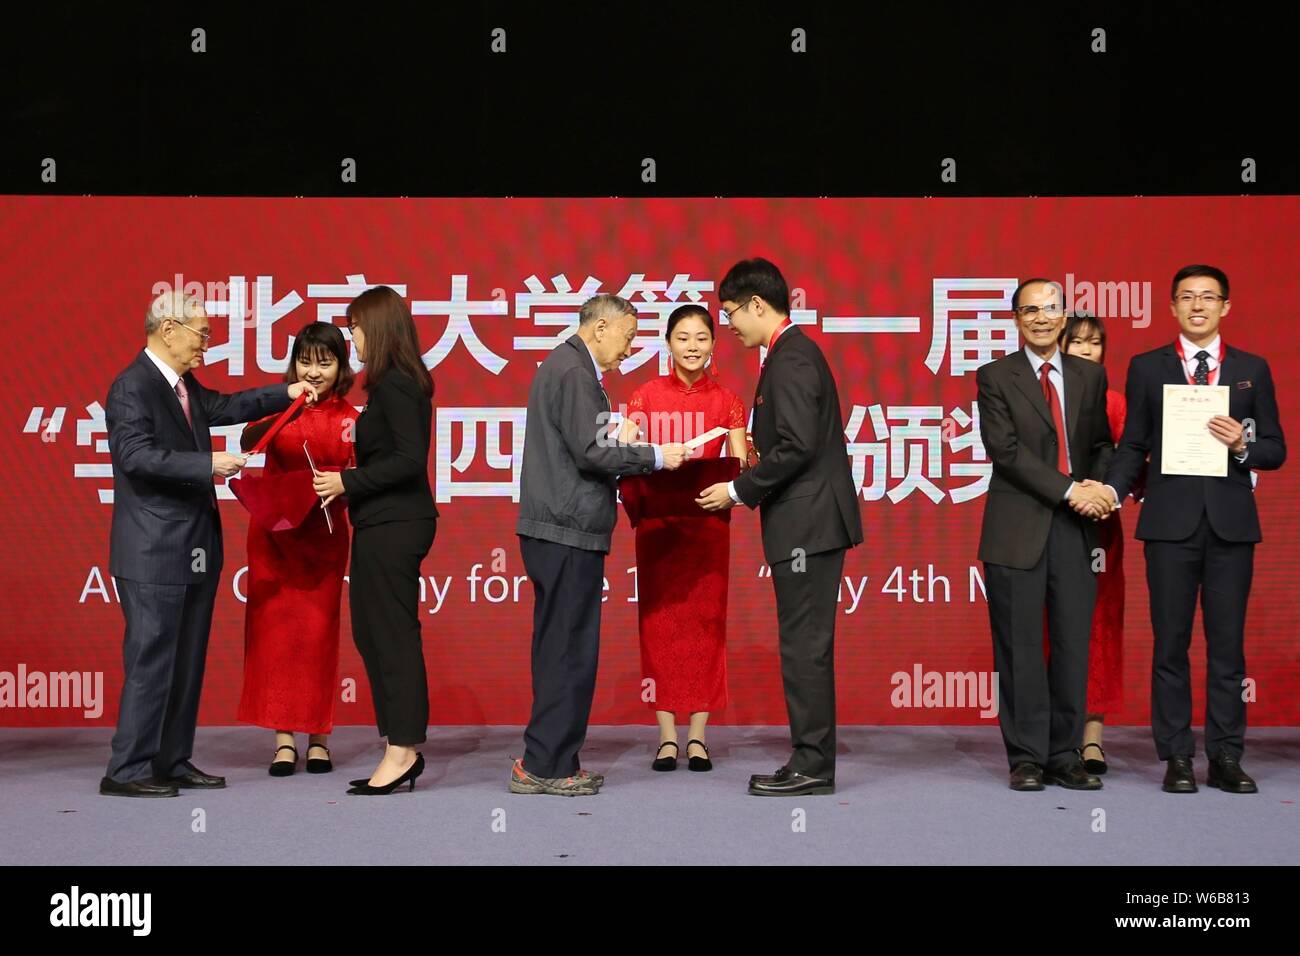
575, 768, 604, 787
508, 759, 598, 796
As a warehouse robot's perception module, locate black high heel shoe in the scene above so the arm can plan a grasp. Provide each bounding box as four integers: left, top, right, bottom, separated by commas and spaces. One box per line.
268, 744, 298, 777
652, 741, 678, 772
1081, 742, 1108, 775
687, 739, 712, 772
305, 744, 333, 774
346, 753, 424, 795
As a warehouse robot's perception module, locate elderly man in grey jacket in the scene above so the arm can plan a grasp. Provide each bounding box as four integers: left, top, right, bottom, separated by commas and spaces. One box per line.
510, 293, 688, 796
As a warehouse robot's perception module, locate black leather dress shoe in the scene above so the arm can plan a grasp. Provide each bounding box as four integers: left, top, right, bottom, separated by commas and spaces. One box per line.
748, 765, 791, 787
165, 765, 227, 789
1162, 755, 1197, 793
1207, 754, 1257, 794
747, 766, 834, 796
1009, 762, 1045, 791
99, 776, 179, 798
1044, 761, 1103, 790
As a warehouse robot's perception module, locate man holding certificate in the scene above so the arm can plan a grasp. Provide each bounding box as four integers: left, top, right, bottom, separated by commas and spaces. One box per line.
1104, 265, 1286, 794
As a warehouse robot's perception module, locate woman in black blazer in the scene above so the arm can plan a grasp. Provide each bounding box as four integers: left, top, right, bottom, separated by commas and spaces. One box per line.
314, 285, 438, 795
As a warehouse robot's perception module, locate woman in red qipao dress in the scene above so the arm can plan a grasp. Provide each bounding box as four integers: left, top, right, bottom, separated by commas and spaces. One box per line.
616, 304, 749, 772
1062, 314, 1137, 775
237, 321, 360, 776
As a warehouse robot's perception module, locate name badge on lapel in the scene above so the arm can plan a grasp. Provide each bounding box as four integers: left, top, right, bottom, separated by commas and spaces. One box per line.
1236, 380, 1252, 389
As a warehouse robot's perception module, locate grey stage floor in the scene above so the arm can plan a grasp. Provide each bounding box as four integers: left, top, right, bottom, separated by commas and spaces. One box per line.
1, 725, 1296, 865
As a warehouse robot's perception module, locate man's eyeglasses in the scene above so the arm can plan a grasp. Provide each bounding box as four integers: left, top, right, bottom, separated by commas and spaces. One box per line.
1014, 305, 1065, 319
721, 300, 752, 323
1174, 292, 1225, 306
170, 318, 212, 342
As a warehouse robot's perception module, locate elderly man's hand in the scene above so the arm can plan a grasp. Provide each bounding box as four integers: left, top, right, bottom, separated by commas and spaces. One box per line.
1069, 480, 1115, 520
288, 381, 319, 405
660, 443, 690, 470
212, 452, 248, 477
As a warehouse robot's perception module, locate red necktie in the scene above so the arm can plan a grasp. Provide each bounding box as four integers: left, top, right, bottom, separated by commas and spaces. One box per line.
1039, 363, 1069, 475
174, 378, 193, 429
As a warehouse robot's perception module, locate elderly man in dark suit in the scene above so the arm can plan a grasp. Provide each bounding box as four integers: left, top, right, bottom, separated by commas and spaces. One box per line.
1105, 265, 1286, 794
101, 291, 316, 797
975, 278, 1116, 792
697, 257, 864, 797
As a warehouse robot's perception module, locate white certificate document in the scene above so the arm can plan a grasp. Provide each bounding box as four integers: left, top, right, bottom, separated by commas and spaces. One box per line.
1161, 384, 1230, 477
685, 426, 728, 450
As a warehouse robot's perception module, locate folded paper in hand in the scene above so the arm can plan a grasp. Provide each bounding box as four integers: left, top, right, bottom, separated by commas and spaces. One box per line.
684, 426, 728, 450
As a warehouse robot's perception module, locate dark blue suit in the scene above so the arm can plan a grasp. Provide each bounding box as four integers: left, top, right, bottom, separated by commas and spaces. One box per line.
104, 350, 290, 783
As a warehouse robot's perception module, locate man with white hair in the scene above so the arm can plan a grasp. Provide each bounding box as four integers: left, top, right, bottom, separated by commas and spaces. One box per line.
100, 289, 318, 797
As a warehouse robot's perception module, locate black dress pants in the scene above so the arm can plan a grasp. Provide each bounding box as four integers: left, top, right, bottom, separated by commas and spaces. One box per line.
985, 507, 1096, 770
1144, 515, 1253, 761
350, 517, 436, 746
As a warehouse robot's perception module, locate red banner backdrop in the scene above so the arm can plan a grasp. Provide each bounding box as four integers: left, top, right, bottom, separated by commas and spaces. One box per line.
1, 196, 1296, 728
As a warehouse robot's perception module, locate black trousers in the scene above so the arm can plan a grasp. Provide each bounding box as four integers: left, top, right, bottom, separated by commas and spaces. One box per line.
520, 536, 605, 779
770, 547, 845, 779
106, 572, 221, 783
984, 507, 1096, 770
1145, 515, 1253, 761
349, 517, 436, 746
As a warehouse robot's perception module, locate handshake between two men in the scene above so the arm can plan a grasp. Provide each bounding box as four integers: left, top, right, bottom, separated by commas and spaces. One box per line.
1067, 479, 1119, 520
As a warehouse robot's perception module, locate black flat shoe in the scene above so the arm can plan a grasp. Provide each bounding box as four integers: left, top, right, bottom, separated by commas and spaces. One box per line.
1009, 762, 1045, 791
652, 741, 678, 772
269, 744, 298, 777
1162, 755, 1197, 793
1207, 754, 1257, 794
305, 744, 333, 774
1081, 742, 1107, 775
347, 753, 424, 795
686, 738, 712, 772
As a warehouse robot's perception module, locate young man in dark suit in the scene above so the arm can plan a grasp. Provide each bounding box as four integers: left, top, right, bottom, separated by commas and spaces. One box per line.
102, 291, 314, 797
1104, 265, 1286, 794
697, 258, 863, 796
976, 279, 1115, 791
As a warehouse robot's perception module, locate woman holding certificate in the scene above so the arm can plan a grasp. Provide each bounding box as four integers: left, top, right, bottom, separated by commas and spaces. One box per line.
237, 321, 359, 776
617, 304, 748, 771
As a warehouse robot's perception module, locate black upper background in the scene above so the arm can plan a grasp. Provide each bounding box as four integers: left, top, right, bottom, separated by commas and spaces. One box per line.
3, 2, 1296, 196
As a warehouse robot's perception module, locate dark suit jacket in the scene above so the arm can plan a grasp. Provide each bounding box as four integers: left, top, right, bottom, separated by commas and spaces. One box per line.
976, 349, 1114, 569
107, 350, 292, 584
1104, 343, 1285, 542
733, 326, 864, 565
341, 369, 439, 529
